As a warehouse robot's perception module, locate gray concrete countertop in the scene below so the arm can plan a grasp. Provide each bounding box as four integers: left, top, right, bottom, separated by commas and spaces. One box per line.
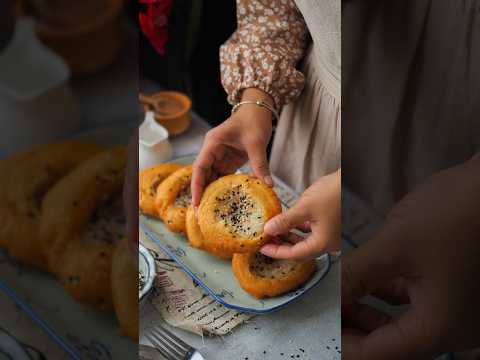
141, 262, 340, 360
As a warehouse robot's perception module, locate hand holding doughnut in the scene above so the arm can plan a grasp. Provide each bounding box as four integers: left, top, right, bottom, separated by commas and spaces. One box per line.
261, 170, 341, 260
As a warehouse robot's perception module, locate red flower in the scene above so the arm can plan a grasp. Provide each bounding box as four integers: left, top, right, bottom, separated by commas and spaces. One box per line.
139, 0, 172, 55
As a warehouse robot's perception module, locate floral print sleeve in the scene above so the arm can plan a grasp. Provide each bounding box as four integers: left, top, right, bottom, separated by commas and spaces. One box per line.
220, 0, 308, 110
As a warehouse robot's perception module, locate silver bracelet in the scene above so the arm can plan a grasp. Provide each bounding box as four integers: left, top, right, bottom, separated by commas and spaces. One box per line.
231, 100, 280, 121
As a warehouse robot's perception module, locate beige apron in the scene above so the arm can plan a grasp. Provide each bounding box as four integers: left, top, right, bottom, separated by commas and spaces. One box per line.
343, 0, 480, 215
270, 0, 341, 193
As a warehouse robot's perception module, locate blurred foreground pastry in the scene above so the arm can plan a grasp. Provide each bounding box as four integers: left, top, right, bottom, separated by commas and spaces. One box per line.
111, 238, 138, 340
41, 147, 126, 310
0, 141, 102, 270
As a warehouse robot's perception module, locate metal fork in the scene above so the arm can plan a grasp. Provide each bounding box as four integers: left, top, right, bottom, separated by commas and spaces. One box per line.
144, 325, 204, 360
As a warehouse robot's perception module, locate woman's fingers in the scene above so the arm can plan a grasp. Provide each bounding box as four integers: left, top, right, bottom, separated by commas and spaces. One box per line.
259, 232, 306, 257
260, 234, 322, 260
372, 277, 410, 306
279, 232, 306, 244
262, 197, 315, 259
191, 141, 217, 206
296, 221, 312, 233
341, 205, 412, 306
342, 302, 392, 333
342, 233, 406, 306
246, 143, 273, 186
260, 241, 303, 260
264, 200, 310, 236
343, 310, 435, 360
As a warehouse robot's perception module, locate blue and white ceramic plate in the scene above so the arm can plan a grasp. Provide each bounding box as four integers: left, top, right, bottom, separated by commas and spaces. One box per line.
140, 155, 332, 314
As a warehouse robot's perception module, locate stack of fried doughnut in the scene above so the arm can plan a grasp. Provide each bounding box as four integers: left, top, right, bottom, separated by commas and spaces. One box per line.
140, 165, 317, 299
0, 142, 138, 341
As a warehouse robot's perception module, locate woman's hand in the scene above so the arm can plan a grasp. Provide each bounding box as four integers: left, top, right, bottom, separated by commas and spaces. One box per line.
342, 156, 480, 359
191, 88, 274, 206
260, 170, 341, 260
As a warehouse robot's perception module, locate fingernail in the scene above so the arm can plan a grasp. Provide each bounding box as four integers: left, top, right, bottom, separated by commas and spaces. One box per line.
264, 175, 274, 186
260, 245, 273, 255
264, 219, 276, 235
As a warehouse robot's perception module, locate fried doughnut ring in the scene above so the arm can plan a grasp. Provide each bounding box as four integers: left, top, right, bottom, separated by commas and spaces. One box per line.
197, 174, 281, 254
111, 238, 138, 340
139, 163, 182, 217
6, 142, 103, 215
0, 154, 29, 251
55, 239, 115, 310
0, 149, 44, 255
41, 147, 126, 310
155, 165, 192, 233
232, 253, 316, 299
185, 205, 233, 259
0, 142, 102, 269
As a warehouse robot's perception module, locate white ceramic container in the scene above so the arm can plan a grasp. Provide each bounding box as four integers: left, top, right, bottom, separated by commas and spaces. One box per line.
139, 111, 173, 170
139, 243, 156, 309
0, 18, 80, 157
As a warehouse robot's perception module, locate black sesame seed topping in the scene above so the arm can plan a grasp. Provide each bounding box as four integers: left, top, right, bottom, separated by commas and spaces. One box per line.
213, 185, 262, 236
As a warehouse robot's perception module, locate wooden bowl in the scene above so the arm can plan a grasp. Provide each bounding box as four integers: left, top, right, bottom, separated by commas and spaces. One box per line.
140, 91, 192, 136
34, 0, 124, 76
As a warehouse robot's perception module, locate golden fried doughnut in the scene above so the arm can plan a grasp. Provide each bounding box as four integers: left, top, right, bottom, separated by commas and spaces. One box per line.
139, 163, 182, 217
0, 156, 23, 251
197, 174, 281, 254
0, 207, 13, 251
232, 253, 316, 299
0, 151, 41, 256
0, 142, 102, 269
111, 238, 138, 340
185, 205, 233, 259
155, 165, 192, 233
41, 147, 126, 310
55, 239, 115, 310
6, 142, 103, 215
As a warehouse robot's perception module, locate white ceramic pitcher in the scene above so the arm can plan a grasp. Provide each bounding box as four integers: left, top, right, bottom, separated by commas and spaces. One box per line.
139, 111, 173, 170
0, 18, 80, 157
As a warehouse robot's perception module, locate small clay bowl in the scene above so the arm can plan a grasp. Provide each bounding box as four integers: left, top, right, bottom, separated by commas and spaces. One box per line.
140, 91, 192, 136
34, 0, 124, 75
